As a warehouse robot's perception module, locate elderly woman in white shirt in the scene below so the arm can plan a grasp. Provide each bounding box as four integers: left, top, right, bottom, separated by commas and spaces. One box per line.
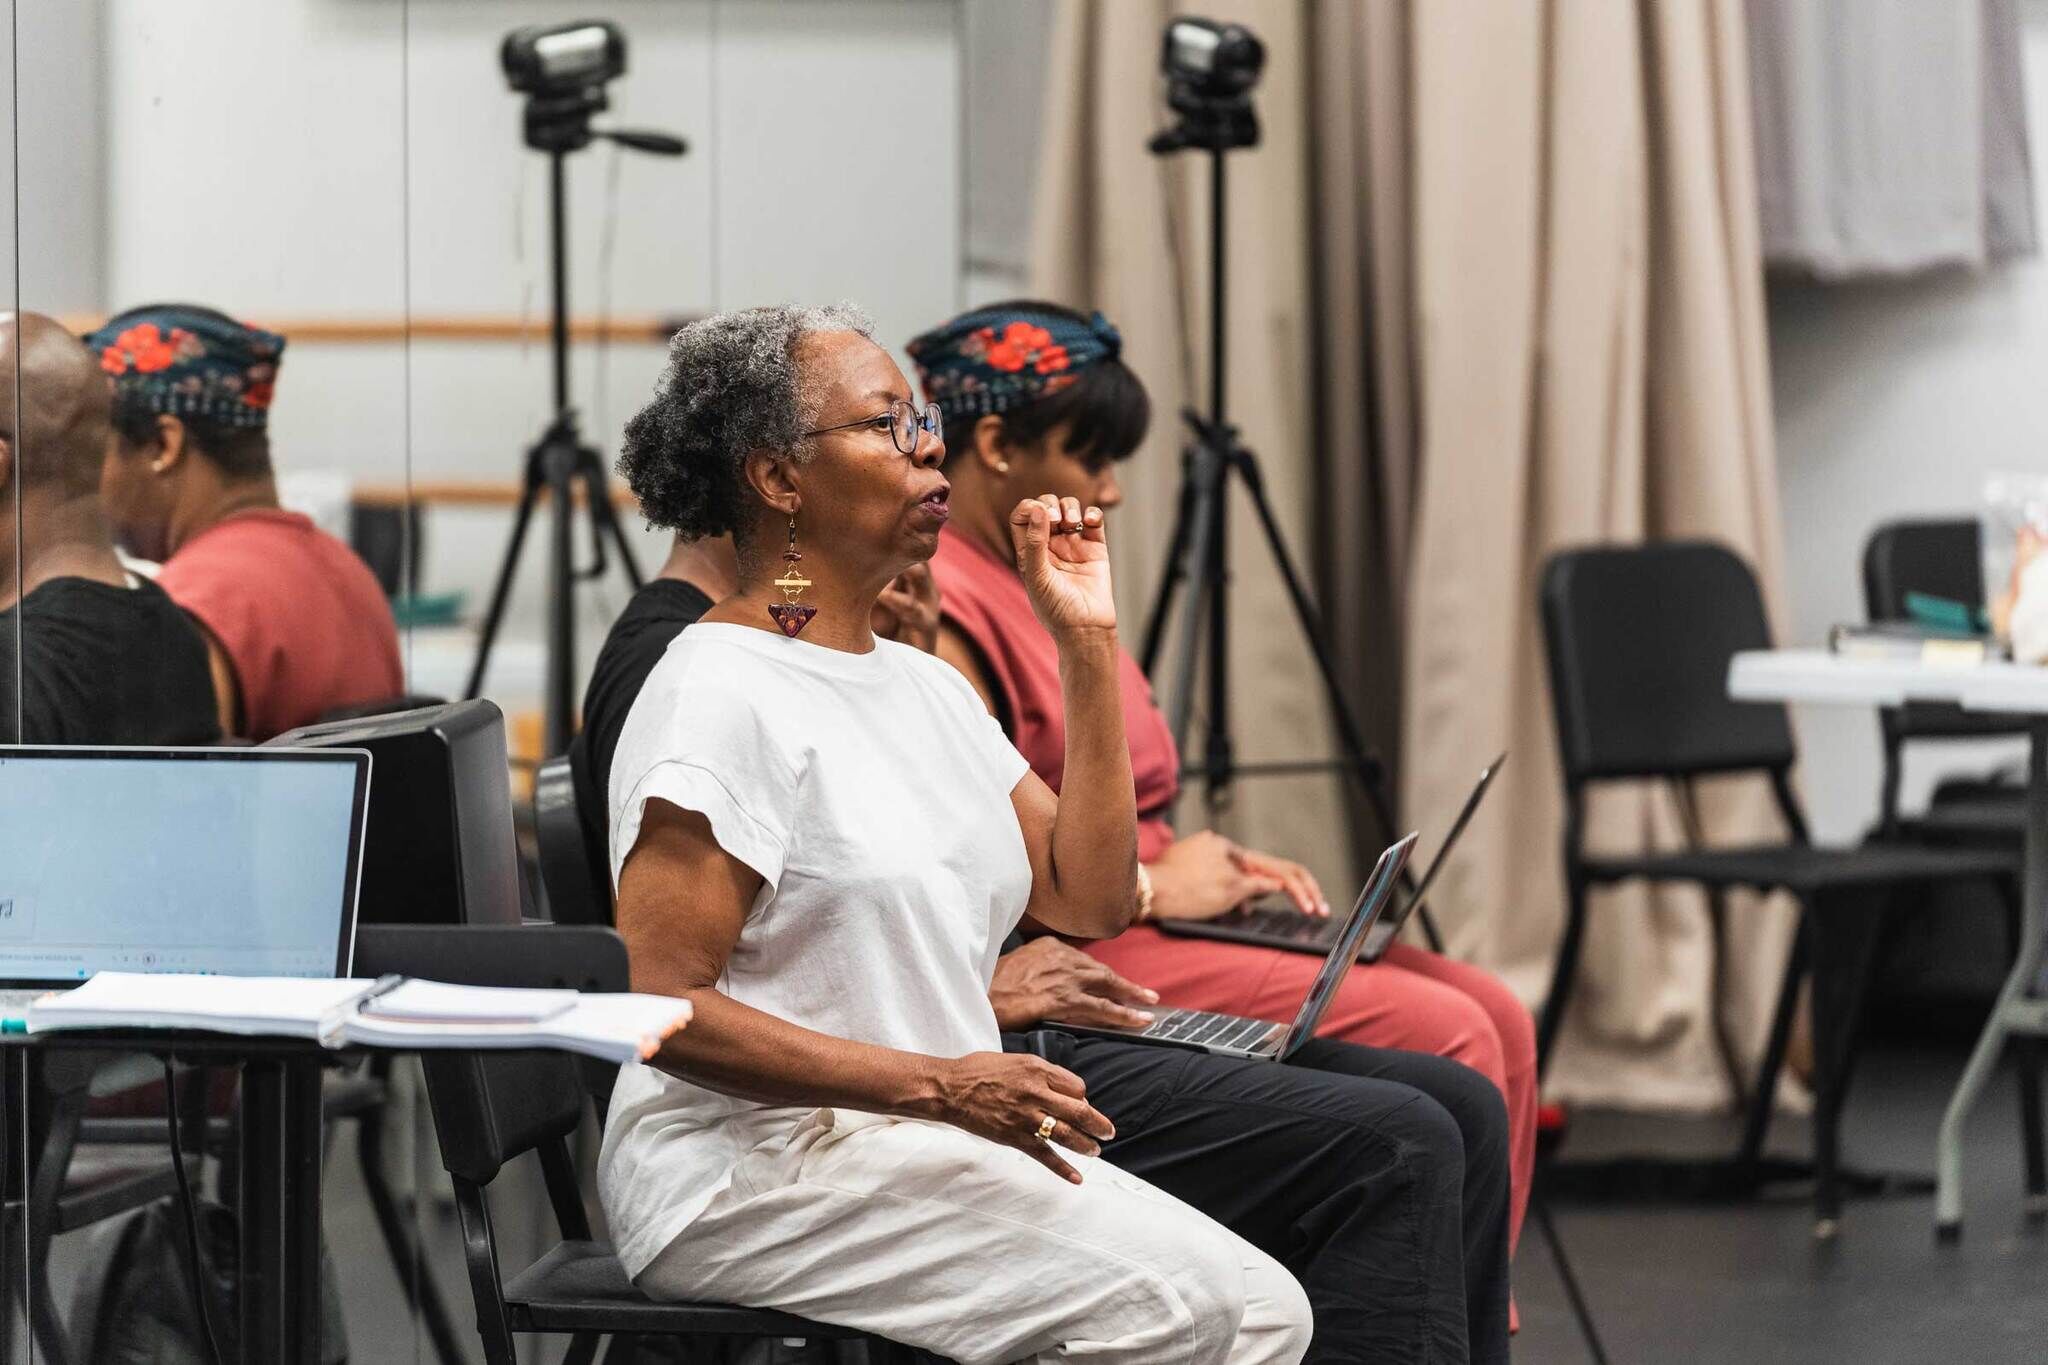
601, 304, 1312, 1365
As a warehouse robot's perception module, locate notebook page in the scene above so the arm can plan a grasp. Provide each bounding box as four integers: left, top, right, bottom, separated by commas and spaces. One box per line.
28, 973, 375, 1038
358, 980, 577, 1024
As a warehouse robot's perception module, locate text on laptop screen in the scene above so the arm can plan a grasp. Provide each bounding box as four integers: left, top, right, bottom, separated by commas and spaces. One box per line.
0, 752, 362, 980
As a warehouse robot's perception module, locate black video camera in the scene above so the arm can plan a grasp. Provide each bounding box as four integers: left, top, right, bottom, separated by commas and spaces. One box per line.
1151, 18, 1265, 155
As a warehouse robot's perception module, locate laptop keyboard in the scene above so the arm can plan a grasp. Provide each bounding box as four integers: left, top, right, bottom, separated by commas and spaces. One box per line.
1221, 904, 1340, 946
1143, 1007, 1279, 1052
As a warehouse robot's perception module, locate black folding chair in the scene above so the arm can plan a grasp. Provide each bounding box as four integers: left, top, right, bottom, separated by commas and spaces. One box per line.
535, 754, 614, 928
1861, 517, 2046, 1205
356, 924, 926, 1365
1862, 518, 2028, 841
1537, 541, 2020, 1234
0, 1050, 211, 1365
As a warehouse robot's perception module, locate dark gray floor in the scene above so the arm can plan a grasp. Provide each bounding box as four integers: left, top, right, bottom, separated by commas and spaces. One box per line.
1513, 1045, 2048, 1365
30, 1043, 2048, 1363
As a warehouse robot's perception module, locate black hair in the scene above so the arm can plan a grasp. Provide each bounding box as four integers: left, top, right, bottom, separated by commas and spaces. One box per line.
941, 299, 1151, 469
109, 395, 273, 481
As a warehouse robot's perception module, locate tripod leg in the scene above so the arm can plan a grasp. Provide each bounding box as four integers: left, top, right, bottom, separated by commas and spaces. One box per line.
1227, 448, 1428, 933
464, 478, 544, 700
1140, 448, 1203, 675
582, 458, 645, 590
1164, 481, 1221, 759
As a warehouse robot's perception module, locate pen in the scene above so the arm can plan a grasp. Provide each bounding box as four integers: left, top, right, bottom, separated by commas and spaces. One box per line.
355, 974, 407, 1010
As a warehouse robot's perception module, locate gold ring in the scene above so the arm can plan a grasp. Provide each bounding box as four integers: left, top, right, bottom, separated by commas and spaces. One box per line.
1034, 1114, 1058, 1142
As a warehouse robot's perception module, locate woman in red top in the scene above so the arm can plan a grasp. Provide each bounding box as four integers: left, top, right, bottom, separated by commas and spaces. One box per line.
913, 302, 1537, 1255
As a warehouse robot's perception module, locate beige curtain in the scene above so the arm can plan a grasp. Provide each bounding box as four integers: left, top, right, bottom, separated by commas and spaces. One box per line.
1035, 0, 1793, 1111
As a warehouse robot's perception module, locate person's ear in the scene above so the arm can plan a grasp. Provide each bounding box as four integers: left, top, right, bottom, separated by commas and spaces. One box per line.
741, 448, 803, 519
150, 415, 188, 475
971, 414, 1011, 476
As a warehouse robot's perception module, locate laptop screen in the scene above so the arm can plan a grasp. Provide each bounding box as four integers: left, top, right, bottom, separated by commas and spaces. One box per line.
0, 748, 369, 982
1280, 833, 1417, 1058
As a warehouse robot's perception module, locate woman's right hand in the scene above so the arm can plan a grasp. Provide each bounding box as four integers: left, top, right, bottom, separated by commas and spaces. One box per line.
1145, 830, 1289, 921
921, 1051, 1115, 1184
1010, 494, 1116, 638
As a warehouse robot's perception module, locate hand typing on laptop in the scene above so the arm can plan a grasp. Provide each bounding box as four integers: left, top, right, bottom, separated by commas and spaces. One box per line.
989, 938, 1161, 1032
1145, 830, 1331, 920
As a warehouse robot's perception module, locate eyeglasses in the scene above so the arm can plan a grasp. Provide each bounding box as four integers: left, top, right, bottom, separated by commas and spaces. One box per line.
802, 399, 943, 457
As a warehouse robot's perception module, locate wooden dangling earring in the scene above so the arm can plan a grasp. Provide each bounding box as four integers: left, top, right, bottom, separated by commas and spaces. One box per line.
768, 515, 817, 638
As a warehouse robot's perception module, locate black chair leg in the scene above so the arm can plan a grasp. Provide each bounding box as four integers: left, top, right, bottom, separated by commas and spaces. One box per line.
1737, 915, 1810, 1175
1538, 873, 1593, 1075
2018, 1036, 2047, 1207
1804, 893, 1889, 1239
1531, 1194, 1610, 1365
355, 1075, 466, 1365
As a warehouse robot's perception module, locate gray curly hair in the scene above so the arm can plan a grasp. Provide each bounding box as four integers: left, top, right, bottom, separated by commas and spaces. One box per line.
617, 302, 875, 540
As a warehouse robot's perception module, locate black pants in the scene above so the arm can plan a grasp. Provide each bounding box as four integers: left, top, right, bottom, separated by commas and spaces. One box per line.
1008, 1031, 1510, 1365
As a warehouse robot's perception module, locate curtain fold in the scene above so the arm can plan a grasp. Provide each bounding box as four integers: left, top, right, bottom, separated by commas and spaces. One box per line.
1033, 0, 1792, 1109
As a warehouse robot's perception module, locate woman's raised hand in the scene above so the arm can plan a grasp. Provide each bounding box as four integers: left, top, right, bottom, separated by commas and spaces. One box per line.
924, 1051, 1116, 1184
1010, 494, 1116, 638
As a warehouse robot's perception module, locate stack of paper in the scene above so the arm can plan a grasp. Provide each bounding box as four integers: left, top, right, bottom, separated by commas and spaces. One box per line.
26, 973, 691, 1064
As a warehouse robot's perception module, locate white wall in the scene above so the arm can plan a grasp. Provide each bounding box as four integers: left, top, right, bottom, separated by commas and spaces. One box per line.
1768, 0, 2048, 842
80, 0, 963, 713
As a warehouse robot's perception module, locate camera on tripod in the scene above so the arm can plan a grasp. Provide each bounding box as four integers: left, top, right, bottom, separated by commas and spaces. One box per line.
464, 21, 686, 756
502, 20, 627, 153
1150, 18, 1266, 155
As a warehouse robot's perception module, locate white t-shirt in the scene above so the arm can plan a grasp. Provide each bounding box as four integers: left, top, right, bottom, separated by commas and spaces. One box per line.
598, 621, 1034, 1278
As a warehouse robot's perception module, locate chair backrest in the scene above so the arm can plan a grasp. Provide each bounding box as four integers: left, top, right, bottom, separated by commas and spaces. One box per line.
357, 923, 629, 1186
534, 754, 616, 927
1862, 517, 1983, 620
1541, 541, 1796, 785
1860, 517, 2022, 748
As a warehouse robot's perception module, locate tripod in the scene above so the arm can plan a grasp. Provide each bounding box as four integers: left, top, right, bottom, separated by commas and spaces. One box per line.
1140, 101, 1440, 949
464, 89, 684, 756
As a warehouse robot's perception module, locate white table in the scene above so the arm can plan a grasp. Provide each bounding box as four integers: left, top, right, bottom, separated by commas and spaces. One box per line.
1729, 648, 2048, 1237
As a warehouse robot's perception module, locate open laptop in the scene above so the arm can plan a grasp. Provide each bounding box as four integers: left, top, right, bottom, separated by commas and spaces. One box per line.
0, 747, 371, 1018
1050, 832, 1416, 1060
1160, 753, 1504, 962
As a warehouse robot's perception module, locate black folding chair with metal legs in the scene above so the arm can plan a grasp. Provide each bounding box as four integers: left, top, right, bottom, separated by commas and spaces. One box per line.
1536, 542, 2020, 1235
1862, 517, 2047, 1203
0, 1049, 209, 1365
355, 923, 937, 1365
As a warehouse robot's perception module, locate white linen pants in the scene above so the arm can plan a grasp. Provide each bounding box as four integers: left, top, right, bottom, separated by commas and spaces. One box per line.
634, 1109, 1314, 1365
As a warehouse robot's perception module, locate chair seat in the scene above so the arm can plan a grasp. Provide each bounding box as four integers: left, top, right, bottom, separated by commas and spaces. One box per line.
2, 1150, 193, 1233
1583, 840, 2016, 894
505, 1239, 871, 1338
1901, 792, 2029, 841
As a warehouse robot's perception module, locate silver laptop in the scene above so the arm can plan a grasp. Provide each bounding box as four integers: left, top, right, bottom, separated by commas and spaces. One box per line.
1050, 833, 1417, 1061
0, 747, 371, 1020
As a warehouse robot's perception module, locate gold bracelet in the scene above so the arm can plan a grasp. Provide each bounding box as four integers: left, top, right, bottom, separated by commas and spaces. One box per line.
1134, 863, 1155, 922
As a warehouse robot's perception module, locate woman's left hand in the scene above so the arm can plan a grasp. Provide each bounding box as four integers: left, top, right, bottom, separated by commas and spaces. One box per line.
1010, 494, 1116, 637
1234, 847, 1330, 918
873, 561, 941, 653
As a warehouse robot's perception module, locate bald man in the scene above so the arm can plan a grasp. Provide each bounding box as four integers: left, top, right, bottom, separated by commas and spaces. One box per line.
0, 312, 220, 745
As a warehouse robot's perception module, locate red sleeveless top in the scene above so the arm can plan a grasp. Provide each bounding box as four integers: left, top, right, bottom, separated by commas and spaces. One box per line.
931, 528, 1180, 862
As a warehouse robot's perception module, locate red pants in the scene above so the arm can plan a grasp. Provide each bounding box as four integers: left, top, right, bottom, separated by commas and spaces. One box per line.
1084, 927, 1537, 1256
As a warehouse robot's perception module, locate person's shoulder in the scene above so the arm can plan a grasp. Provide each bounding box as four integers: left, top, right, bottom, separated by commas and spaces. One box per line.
617, 579, 714, 636
882, 636, 989, 710
636, 623, 803, 716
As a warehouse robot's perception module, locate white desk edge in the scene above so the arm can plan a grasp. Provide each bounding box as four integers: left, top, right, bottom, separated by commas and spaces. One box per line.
1728, 648, 2048, 717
